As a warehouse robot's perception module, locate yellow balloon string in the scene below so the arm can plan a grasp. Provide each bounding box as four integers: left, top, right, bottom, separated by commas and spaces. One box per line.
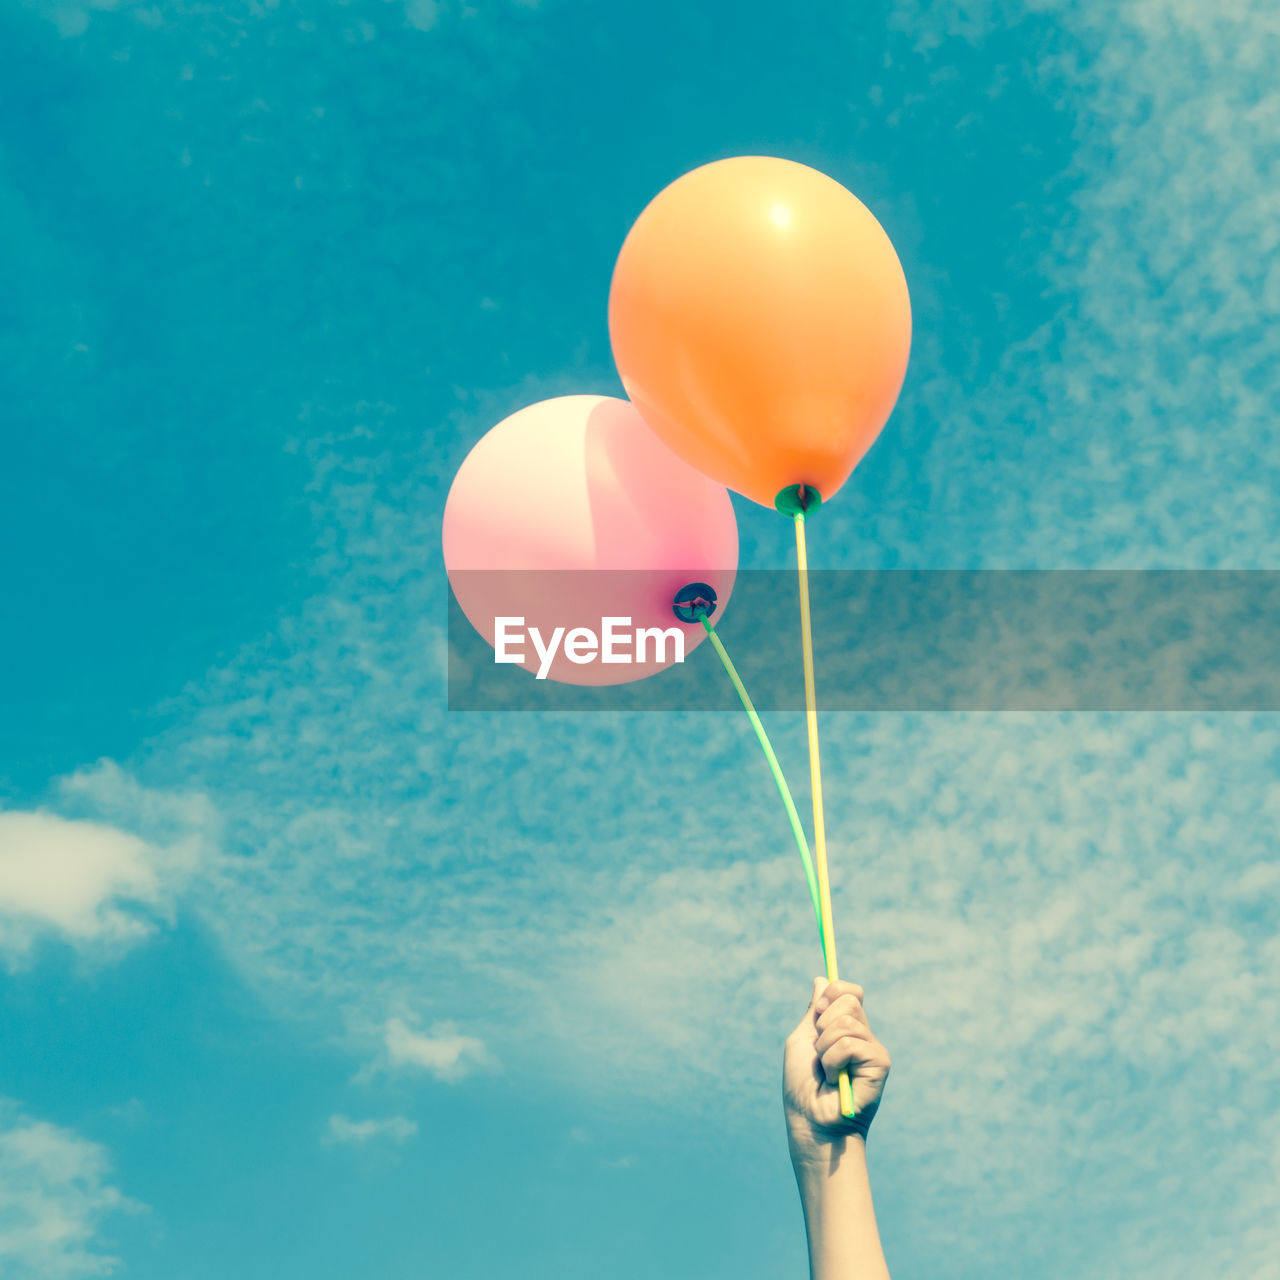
793, 509, 856, 1120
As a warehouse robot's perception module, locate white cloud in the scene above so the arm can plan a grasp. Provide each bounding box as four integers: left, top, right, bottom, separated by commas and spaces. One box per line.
0, 763, 210, 966
0, 812, 161, 959
323, 1114, 418, 1146
381, 1018, 489, 1083
0, 1100, 142, 1280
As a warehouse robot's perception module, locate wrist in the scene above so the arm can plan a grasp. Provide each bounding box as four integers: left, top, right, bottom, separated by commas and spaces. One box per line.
786, 1110, 873, 1169
789, 1127, 868, 1183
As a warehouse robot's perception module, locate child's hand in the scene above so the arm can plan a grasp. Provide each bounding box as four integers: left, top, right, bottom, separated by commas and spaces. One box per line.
783, 977, 891, 1167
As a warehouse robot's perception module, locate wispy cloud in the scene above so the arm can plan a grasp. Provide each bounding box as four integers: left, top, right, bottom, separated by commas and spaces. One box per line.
57, 759, 219, 848
323, 1113, 418, 1146
869, 0, 1280, 572
0, 1099, 142, 1280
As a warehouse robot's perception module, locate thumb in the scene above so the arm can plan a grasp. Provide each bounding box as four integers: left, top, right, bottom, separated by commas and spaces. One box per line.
809, 976, 825, 1010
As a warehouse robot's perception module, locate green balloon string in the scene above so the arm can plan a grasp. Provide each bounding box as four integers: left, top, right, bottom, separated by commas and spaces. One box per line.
698, 615, 825, 955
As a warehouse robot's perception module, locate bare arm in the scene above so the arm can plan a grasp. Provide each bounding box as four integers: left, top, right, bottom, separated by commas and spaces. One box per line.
783, 978, 892, 1280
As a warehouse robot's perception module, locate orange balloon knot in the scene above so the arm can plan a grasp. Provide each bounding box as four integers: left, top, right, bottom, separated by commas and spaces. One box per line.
773, 483, 824, 517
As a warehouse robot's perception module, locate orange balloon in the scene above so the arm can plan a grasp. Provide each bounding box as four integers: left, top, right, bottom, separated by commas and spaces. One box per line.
608, 156, 912, 510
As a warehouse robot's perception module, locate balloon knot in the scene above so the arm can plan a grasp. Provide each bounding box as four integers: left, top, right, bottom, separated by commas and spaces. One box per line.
774, 484, 823, 517
672, 582, 718, 623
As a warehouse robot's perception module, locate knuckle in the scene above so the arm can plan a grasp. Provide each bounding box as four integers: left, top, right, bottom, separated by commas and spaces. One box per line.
825, 1035, 856, 1065
827, 980, 864, 999
837, 992, 866, 1018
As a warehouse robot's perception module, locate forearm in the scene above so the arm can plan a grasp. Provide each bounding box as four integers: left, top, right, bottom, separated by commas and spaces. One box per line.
791, 1135, 890, 1280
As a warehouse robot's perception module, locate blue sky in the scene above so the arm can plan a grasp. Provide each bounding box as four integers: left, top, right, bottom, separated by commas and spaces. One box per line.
2, 1, 1279, 1277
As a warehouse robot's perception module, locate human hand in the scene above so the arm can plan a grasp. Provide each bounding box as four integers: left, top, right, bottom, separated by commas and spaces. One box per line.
783, 977, 891, 1168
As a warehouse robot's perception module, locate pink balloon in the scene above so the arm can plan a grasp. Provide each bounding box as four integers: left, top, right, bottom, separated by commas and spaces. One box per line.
443, 395, 738, 686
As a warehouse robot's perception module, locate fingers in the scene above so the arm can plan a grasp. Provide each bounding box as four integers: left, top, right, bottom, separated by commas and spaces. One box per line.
812, 982, 875, 1070
820, 1033, 891, 1086
814, 1014, 872, 1059
789, 980, 869, 1052
815, 993, 870, 1041
814, 979, 864, 1015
